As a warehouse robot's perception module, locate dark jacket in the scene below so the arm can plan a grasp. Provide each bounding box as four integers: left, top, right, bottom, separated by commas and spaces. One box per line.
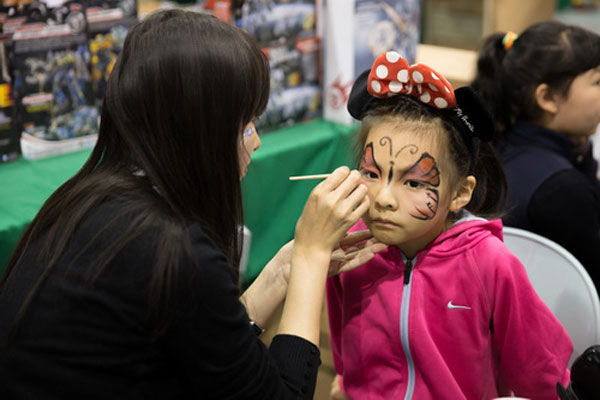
498, 121, 600, 287
0, 197, 319, 399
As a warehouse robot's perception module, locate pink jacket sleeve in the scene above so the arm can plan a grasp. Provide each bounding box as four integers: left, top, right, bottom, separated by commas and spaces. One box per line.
326, 275, 345, 390
481, 246, 572, 399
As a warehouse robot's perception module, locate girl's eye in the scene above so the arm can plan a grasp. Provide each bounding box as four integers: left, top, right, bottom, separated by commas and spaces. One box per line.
406, 180, 424, 189
361, 170, 378, 180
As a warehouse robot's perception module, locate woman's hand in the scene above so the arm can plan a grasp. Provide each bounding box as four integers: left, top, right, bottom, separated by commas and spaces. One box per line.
330, 375, 349, 400
328, 230, 388, 277
278, 167, 371, 344
294, 167, 370, 256
273, 231, 387, 286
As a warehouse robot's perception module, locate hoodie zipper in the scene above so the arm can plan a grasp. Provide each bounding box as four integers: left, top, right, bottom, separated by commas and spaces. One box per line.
401, 256, 416, 400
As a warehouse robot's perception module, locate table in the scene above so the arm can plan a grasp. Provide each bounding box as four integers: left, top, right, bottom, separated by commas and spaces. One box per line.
0, 118, 357, 282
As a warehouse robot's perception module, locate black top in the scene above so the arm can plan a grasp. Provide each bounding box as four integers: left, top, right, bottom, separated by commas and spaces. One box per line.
0, 198, 320, 399
498, 121, 600, 287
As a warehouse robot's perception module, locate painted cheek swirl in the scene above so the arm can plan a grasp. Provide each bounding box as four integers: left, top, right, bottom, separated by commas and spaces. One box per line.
403, 153, 441, 220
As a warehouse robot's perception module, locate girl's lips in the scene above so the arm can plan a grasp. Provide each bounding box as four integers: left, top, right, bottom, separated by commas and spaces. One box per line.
372, 218, 400, 228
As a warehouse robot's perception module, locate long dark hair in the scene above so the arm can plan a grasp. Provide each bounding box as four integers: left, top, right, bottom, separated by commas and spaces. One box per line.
472, 21, 600, 135
1, 10, 270, 336
355, 96, 507, 219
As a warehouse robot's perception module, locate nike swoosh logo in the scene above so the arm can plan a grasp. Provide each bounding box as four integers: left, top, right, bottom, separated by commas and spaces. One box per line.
447, 301, 471, 310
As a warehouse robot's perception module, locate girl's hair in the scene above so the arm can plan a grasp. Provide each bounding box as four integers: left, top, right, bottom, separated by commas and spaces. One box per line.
0, 10, 270, 336
472, 21, 600, 134
355, 96, 507, 219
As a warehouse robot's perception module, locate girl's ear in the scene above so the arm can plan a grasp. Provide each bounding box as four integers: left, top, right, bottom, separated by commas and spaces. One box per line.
449, 175, 476, 212
534, 83, 560, 115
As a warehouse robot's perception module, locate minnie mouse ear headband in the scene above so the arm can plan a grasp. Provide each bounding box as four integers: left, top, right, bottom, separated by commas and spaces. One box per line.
348, 51, 495, 142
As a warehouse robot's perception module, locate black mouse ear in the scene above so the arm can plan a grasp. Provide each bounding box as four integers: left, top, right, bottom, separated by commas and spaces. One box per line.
447, 87, 495, 142
347, 69, 374, 121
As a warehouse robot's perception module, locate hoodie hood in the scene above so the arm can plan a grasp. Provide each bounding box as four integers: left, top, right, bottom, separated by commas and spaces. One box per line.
352, 214, 504, 260
424, 217, 503, 257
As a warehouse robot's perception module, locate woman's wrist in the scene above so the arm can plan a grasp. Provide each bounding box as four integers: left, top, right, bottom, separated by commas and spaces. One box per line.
265, 255, 290, 300
292, 243, 332, 268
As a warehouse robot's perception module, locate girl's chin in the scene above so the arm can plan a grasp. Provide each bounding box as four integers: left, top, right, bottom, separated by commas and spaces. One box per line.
369, 227, 403, 246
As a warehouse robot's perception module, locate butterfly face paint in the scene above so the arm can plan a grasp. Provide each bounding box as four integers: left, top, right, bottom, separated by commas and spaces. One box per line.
401, 153, 440, 220
359, 121, 454, 255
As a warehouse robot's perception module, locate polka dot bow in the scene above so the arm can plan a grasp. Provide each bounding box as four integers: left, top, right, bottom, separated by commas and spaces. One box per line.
367, 51, 456, 109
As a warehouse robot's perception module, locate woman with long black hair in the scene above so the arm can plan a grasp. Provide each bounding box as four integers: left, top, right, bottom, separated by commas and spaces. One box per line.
0, 10, 382, 399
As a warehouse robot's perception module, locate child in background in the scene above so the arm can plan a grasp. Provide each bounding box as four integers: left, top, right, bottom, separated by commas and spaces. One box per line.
327, 52, 573, 399
472, 21, 600, 285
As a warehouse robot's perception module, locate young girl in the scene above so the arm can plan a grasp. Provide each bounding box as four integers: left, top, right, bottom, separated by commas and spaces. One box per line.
472, 21, 600, 285
327, 52, 573, 399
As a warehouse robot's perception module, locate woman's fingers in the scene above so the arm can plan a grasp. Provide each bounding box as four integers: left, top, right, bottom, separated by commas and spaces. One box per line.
317, 166, 350, 192
330, 169, 363, 200
349, 194, 370, 222
328, 238, 388, 276
295, 167, 370, 252
339, 183, 368, 215
339, 230, 373, 247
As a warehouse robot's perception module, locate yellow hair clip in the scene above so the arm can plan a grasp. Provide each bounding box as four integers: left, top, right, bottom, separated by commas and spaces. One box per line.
502, 31, 519, 50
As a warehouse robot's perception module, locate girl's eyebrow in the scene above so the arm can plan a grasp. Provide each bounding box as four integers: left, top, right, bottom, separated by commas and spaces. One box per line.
362, 143, 382, 174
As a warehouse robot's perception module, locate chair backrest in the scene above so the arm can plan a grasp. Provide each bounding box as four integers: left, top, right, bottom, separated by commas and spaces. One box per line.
503, 227, 600, 367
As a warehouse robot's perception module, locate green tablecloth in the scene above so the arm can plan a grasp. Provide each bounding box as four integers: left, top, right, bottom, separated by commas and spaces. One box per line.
0, 118, 357, 282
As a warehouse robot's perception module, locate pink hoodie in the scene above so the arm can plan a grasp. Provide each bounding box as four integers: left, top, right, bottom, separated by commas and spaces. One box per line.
327, 218, 572, 400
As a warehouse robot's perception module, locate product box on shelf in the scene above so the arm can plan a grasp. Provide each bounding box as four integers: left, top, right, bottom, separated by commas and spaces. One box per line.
254, 34, 320, 131
9, 1, 98, 159
86, 0, 137, 105
0, 0, 138, 161
0, 45, 19, 164
264, 36, 319, 91
255, 84, 320, 131
233, 0, 316, 47
323, 0, 419, 125
228, 0, 321, 132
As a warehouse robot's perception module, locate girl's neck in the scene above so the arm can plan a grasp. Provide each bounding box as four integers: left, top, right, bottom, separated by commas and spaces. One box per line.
397, 219, 452, 259
533, 116, 584, 146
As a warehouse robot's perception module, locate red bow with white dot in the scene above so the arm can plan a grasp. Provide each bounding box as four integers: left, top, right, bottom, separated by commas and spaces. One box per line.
367, 51, 456, 109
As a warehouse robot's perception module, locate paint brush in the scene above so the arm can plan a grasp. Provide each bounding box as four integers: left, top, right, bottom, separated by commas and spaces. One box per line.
288, 173, 331, 181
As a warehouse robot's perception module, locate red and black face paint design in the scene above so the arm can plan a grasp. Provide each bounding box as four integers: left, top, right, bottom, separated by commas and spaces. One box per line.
401, 153, 440, 220
360, 143, 381, 177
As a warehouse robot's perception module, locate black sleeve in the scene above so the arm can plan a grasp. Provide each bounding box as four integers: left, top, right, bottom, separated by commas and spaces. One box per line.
163, 225, 320, 399
528, 170, 600, 287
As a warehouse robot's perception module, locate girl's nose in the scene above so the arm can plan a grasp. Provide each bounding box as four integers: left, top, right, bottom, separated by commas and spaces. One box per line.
374, 186, 398, 211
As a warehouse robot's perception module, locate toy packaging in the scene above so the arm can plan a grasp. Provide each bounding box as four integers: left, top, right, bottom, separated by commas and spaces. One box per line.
323, 0, 419, 124
86, 0, 137, 105
0, 40, 19, 163
219, 0, 321, 132
233, 0, 316, 48
0, 0, 138, 160
8, 0, 98, 159
255, 34, 320, 131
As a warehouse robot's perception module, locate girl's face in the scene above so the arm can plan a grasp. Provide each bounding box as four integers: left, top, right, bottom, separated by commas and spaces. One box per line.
239, 121, 261, 179
359, 121, 456, 257
551, 67, 600, 144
